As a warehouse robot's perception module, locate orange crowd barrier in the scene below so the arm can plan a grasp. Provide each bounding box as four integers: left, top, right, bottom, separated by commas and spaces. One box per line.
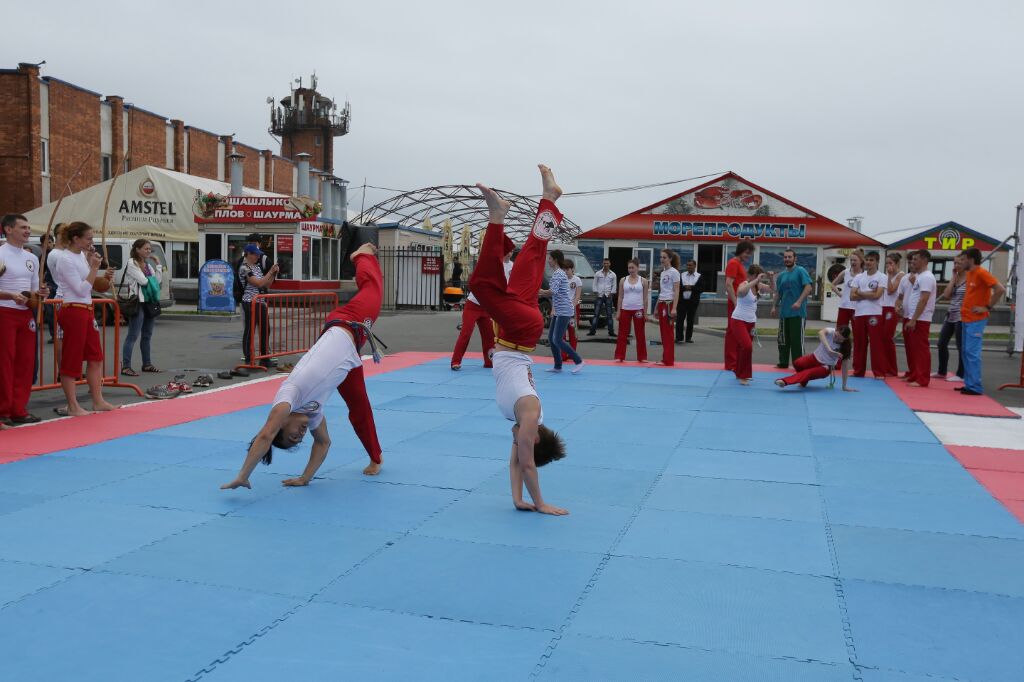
33, 298, 143, 396
236, 292, 339, 372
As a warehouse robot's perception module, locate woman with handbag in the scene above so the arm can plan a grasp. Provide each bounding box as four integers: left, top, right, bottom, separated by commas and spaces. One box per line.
120, 239, 163, 376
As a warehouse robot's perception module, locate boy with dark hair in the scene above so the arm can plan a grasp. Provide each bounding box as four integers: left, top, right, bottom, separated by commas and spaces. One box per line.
849, 250, 889, 378
221, 242, 385, 490
895, 250, 937, 387
470, 165, 568, 516
957, 247, 1005, 395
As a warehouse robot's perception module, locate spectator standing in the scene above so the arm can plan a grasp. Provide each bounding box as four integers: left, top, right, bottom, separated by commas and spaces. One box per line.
614, 259, 649, 362
724, 240, 754, 370
676, 259, 701, 344
896, 250, 937, 387
655, 249, 680, 366
562, 262, 582, 360
881, 253, 906, 377
588, 258, 617, 337
541, 250, 583, 373
239, 244, 280, 368
831, 250, 864, 329
934, 255, 966, 382
728, 265, 772, 385
772, 248, 813, 369
0, 214, 42, 424
849, 251, 888, 378
40, 230, 61, 343
120, 239, 163, 376
957, 247, 1005, 396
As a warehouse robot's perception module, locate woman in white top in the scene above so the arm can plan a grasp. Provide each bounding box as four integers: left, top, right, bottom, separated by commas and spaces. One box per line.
881, 252, 905, 377
775, 326, 856, 391
655, 249, 681, 365
831, 249, 864, 329
728, 264, 772, 384
614, 259, 650, 362
54, 221, 115, 416
120, 239, 163, 376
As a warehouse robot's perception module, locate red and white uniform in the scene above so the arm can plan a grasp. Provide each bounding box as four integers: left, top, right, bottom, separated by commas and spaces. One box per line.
727, 287, 758, 380
469, 199, 561, 422
614, 276, 647, 362
657, 266, 680, 365
0, 244, 40, 418
836, 269, 857, 328
54, 250, 103, 380
452, 260, 512, 369
880, 272, 903, 377
723, 256, 747, 370
850, 270, 888, 378
780, 328, 844, 387
314, 252, 385, 464
902, 271, 937, 386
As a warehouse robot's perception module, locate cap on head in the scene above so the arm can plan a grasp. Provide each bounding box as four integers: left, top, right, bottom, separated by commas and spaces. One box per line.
244, 244, 264, 256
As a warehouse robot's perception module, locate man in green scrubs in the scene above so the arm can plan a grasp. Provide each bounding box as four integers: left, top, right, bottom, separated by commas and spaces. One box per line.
772, 249, 814, 369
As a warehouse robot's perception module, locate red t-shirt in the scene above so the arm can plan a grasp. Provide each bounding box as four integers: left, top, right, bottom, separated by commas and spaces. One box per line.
725, 257, 747, 301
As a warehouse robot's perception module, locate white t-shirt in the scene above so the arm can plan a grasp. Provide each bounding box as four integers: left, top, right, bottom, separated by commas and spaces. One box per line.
813, 328, 843, 367
881, 272, 903, 307
851, 271, 887, 317
47, 248, 65, 297
492, 350, 542, 424
569, 275, 582, 307
467, 260, 513, 306
903, 271, 937, 322
621, 276, 644, 310
271, 326, 362, 432
839, 269, 857, 310
55, 250, 95, 304
731, 288, 759, 323
658, 267, 680, 302
0, 243, 40, 310
680, 271, 700, 300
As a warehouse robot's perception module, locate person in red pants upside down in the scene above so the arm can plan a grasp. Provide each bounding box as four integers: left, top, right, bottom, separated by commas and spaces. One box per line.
221, 242, 385, 490
451, 240, 515, 370
469, 165, 568, 516
775, 325, 857, 392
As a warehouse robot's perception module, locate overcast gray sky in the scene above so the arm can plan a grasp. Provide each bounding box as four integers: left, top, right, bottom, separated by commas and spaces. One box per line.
5, 0, 1023, 238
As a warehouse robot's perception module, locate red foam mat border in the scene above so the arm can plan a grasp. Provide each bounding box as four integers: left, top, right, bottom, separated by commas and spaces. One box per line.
884, 377, 1019, 419
947, 445, 1024, 522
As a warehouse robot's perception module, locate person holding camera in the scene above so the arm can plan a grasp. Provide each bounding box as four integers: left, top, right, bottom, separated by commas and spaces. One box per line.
120, 239, 163, 376
727, 265, 772, 385
239, 243, 279, 368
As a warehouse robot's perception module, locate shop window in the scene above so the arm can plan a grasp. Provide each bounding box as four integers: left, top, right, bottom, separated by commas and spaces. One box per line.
205, 234, 223, 262
329, 239, 338, 279
226, 235, 247, 269
931, 259, 954, 283
101, 154, 112, 181
41, 139, 50, 175
171, 242, 200, 279
311, 238, 322, 279
302, 238, 312, 280
577, 241, 605, 272
758, 247, 817, 275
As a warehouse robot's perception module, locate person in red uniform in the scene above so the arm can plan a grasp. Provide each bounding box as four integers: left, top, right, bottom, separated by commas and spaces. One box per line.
451, 241, 514, 370
774, 326, 856, 392
0, 214, 42, 425
723, 240, 754, 371
614, 259, 649, 362
654, 249, 681, 366
849, 251, 889, 378
469, 165, 568, 516
221, 242, 386, 490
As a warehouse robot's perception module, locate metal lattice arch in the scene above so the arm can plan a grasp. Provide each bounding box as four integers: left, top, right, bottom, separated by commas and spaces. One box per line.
355, 185, 582, 248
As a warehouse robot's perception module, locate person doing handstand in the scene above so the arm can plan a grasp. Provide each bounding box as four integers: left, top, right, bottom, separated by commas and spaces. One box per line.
221, 243, 385, 490
470, 165, 568, 516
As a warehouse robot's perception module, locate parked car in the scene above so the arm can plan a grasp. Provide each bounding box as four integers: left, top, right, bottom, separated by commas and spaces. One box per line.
538, 242, 597, 328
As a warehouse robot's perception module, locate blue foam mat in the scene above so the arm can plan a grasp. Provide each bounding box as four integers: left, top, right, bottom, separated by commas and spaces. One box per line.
646, 475, 825, 522
664, 447, 819, 484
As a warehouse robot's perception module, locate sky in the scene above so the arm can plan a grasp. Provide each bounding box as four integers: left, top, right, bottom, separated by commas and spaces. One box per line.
5, 0, 1023, 239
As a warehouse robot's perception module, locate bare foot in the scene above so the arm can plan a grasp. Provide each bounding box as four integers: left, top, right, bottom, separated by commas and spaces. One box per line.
352, 243, 378, 258
476, 183, 510, 224
538, 165, 562, 202
363, 461, 382, 476
92, 401, 117, 412
738, 379, 751, 385
67, 406, 93, 417
536, 503, 569, 516
513, 500, 536, 511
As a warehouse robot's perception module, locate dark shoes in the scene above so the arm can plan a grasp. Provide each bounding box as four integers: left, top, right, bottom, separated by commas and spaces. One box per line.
958, 388, 983, 396
10, 414, 42, 424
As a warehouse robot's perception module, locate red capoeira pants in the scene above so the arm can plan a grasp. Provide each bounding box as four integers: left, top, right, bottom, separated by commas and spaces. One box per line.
836, 307, 855, 329
852, 314, 886, 377
727, 318, 755, 380
656, 301, 675, 365
902, 319, 932, 386
57, 305, 103, 380
562, 306, 579, 361
724, 299, 737, 370
324, 252, 384, 464
615, 308, 646, 362
469, 199, 561, 349
881, 306, 899, 377
452, 300, 495, 368
781, 353, 842, 386
0, 307, 37, 418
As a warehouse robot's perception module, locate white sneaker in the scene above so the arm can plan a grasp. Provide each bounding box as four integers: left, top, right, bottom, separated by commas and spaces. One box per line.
545, 367, 562, 373
946, 375, 964, 383
571, 361, 585, 374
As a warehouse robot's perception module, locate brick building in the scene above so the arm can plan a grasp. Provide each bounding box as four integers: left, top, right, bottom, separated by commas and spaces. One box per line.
0, 62, 351, 282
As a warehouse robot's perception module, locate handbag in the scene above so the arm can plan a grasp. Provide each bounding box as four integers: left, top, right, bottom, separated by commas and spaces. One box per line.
116, 268, 140, 318
142, 273, 162, 318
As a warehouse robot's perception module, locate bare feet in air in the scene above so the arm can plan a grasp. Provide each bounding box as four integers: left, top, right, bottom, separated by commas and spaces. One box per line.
92, 401, 117, 412
352, 242, 378, 258
477, 183, 511, 224
363, 460, 382, 476
538, 164, 562, 202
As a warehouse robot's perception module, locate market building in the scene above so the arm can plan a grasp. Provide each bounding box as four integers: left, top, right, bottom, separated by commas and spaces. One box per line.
874, 221, 1012, 285
577, 171, 883, 318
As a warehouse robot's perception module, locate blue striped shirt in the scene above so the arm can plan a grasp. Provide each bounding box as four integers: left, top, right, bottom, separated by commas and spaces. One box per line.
550, 269, 574, 316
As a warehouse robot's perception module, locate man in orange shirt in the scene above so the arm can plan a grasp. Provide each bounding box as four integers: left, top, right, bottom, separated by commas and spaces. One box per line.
723, 240, 754, 371
958, 247, 1005, 396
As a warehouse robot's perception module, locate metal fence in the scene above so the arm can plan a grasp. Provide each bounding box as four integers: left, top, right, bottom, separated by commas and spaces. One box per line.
378, 246, 444, 310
